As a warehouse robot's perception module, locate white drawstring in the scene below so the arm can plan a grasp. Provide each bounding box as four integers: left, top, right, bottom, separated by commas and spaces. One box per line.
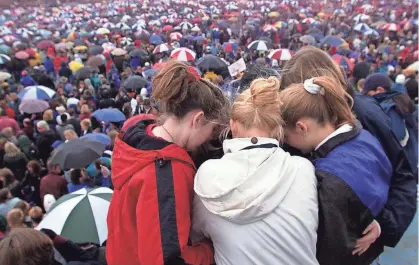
303, 78, 324, 95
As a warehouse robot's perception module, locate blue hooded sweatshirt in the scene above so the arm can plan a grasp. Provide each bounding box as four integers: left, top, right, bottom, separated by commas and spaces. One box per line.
20, 75, 36, 87
43, 57, 55, 74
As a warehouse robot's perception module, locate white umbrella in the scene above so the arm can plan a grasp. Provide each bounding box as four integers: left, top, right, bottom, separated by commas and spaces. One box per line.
247, 40, 270, 51
170, 47, 196, 61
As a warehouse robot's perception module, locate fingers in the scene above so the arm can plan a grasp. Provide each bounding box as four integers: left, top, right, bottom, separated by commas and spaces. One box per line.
363, 223, 373, 235
356, 233, 376, 245
352, 246, 370, 256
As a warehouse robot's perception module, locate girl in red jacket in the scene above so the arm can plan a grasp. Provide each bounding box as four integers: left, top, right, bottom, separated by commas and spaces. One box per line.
106, 60, 230, 265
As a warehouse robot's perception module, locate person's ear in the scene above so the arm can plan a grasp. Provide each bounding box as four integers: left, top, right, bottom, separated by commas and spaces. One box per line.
191, 111, 205, 129
295, 121, 308, 135
377, 86, 386, 93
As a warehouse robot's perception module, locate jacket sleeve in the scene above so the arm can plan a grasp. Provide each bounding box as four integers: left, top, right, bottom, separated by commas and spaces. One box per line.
136, 159, 214, 265
316, 169, 383, 265
358, 105, 417, 247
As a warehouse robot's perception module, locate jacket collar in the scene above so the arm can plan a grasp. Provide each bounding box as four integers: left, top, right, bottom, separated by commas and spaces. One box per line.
312, 122, 362, 159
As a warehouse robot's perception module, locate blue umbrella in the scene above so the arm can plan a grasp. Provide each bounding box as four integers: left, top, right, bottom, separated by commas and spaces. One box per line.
194, 35, 205, 41
92, 108, 126, 122
18, 85, 56, 100
149, 34, 163, 45
81, 133, 111, 146
320, 36, 346, 47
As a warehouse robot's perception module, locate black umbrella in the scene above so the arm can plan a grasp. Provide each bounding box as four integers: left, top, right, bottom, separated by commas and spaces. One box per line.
197, 55, 228, 70
122, 75, 147, 90
129, 48, 148, 58
258, 36, 273, 44
74, 67, 93, 80
50, 138, 105, 170
89, 45, 104, 56
73, 39, 87, 46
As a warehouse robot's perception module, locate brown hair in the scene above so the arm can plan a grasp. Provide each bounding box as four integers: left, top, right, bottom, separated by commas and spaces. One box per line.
152, 60, 229, 124
279, 76, 356, 129
42, 109, 53, 121
0, 228, 54, 265
279, 46, 353, 99
27, 160, 42, 175
7, 208, 25, 229
0, 168, 15, 186
232, 77, 284, 140
28, 206, 43, 224
13, 201, 29, 215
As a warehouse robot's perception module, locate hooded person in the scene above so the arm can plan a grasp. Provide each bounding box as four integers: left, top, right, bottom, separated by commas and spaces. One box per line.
20, 70, 36, 87
55, 113, 75, 141
106, 61, 230, 265
192, 77, 319, 265
363, 73, 418, 176
391, 74, 407, 94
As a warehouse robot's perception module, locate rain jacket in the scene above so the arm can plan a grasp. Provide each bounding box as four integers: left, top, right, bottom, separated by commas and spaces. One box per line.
313, 125, 392, 265
106, 120, 214, 265
192, 138, 319, 265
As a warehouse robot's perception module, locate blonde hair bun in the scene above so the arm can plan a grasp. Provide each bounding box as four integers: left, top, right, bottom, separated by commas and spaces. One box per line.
247, 76, 280, 107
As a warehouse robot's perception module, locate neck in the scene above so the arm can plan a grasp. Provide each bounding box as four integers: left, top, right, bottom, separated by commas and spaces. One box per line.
236, 127, 271, 138
153, 117, 187, 148
313, 123, 337, 148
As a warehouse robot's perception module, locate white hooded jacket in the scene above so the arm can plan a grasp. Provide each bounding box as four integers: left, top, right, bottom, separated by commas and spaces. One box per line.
192, 137, 319, 265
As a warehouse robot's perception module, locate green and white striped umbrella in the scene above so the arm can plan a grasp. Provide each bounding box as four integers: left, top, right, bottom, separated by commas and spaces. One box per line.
37, 187, 113, 245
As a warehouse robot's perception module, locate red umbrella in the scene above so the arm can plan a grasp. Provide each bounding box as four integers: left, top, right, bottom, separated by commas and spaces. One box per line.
332, 54, 354, 71
162, 25, 173, 32
25, 48, 36, 57
36, 40, 55, 50
15, 51, 29, 60
268, 49, 293, 61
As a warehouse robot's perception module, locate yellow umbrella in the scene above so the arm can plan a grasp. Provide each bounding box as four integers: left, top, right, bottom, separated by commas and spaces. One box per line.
74, 45, 88, 52
317, 12, 326, 18
29, 53, 41, 67
274, 21, 286, 29
228, 17, 238, 22
69, 60, 84, 72
67, 32, 78, 41
268, 12, 279, 18
96, 28, 110, 35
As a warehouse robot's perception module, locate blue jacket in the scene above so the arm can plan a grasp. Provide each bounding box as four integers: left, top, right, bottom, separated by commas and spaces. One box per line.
374, 92, 418, 176
43, 57, 55, 74
20, 75, 36, 87
314, 126, 392, 265
353, 93, 417, 247
130, 57, 141, 70
391, 83, 407, 94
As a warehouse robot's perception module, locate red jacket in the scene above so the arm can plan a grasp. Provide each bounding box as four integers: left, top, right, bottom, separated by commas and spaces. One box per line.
106, 120, 214, 265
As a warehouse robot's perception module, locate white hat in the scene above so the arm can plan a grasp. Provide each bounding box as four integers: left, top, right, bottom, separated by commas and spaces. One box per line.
43, 194, 56, 213
387, 65, 395, 72
55, 105, 66, 114
271, 59, 279, 67
140, 87, 148, 98
395, 74, 406, 85
145, 62, 150, 67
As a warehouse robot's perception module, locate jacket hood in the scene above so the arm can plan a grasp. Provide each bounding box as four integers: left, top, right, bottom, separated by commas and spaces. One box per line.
373, 91, 401, 102
194, 137, 299, 224
111, 120, 195, 190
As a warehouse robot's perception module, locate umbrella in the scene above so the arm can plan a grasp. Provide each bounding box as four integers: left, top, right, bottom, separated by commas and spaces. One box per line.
15, 51, 29, 60
163, 25, 173, 32
143, 69, 157, 79
320, 36, 346, 47
247, 40, 271, 51
89, 45, 104, 56
274, 21, 287, 29
382, 23, 400, 32
222, 42, 238, 53
69, 60, 84, 72
55, 43, 68, 51
268, 49, 293, 61
36, 187, 112, 245
149, 34, 164, 45
169, 32, 182, 41
179, 21, 193, 31
96, 28, 110, 35
19, 99, 49, 114
0, 71, 11, 81
353, 14, 370, 22
268, 11, 279, 18
85, 56, 104, 68
18, 85, 56, 100
36, 40, 55, 49
354, 23, 371, 33
197, 55, 228, 70
111, 48, 127, 56
93, 108, 126, 122
74, 67, 92, 80
0, 44, 11, 54
103, 22, 116, 29
81, 133, 111, 146
0, 54, 11, 64
122, 75, 147, 91
50, 138, 105, 169
263, 24, 277, 32
332, 54, 354, 71
74, 45, 88, 52
129, 49, 148, 58
299, 35, 316, 44
66, 97, 80, 108
153, 43, 171, 54
170, 47, 196, 61
302, 18, 317, 24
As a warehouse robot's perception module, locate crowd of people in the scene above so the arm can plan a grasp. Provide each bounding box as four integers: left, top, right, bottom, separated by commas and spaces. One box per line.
0, 0, 417, 264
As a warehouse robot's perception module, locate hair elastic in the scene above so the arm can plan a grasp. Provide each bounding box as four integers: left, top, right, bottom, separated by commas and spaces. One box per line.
303, 78, 324, 95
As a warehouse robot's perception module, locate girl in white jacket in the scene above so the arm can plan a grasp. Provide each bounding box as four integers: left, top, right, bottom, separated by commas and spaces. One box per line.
192, 77, 319, 265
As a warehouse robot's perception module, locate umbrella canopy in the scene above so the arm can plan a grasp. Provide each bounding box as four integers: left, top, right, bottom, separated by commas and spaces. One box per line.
74, 45, 88, 52
122, 75, 147, 91
36, 187, 112, 245
299, 35, 316, 44
74, 67, 92, 80
111, 48, 127, 56
153, 43, 171, 54
129, 48, 148, 58
96, 28, 110, 35
354, 23, 371, 33
69, 60, 84, 72
0, 71, 11, 82
382, 23, 400, 32
36, 40, 55, 49
149, 34, 164, 45
268, 49, 293, 61
170, 48, 196, 61
169, 32, 182, 41
222, 42, 238, 52
320, 36, 346, 47
15, 51, 29, 60
197, 54, 228, 70
0, 44, 11, 55
18, 99, 49, 114
86, 56, 104, 68
332, 54, 354, 71
93, 108, 126, 122
18, 85, 56, 100
81, 133, 111, 146
0, 54, 10, 64
247, 40, 271, 51
89, 45, 104, 56
66, 97, 80, 108
50, 137, 105, 169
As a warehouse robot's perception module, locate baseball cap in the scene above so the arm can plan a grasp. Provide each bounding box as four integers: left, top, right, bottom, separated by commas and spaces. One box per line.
363, 73, 392, 95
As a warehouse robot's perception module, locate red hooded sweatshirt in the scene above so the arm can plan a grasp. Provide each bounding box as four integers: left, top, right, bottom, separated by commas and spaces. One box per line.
106, 120, 214, 265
